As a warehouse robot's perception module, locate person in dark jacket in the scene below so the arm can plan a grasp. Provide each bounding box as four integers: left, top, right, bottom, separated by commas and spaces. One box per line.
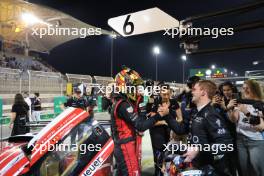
32, 92, 41, 121
149, 84, 183, 176
9, 93, 30, 136
61, 87, 88, 144
159, 80, 234, 176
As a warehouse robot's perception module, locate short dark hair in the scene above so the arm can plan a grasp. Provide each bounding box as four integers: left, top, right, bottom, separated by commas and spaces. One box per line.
187, 76, 201, 89
34, 92, 40, 97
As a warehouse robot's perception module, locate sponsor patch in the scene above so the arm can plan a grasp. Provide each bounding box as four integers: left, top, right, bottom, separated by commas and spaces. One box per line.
139, 102, 146, 108
216, 119, 221, 127
82, 157, 104, 176
127, 106, 134, 113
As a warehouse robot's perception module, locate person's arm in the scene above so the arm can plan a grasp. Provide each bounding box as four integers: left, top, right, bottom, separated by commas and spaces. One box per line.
163, 114, 188, 135
253, 115, 264, 131
154, 120, 168, 126
83, 98, 89, 112
10, 112, 16, 128
227, 99, 239, 123
169, 99, 183, 122
159, 104, 188, 134
204, 112, 234, 155
175, 107, 183, 122
149, 101, 168, 126
10, 104, 17, 128
184, 112, 234, 162
118, 102, 162, 132
228, 110, 239, 123
34, 99, 41, 108
61, 98, 71, 110
60, 103, 65, 110
150, 112, 167, 126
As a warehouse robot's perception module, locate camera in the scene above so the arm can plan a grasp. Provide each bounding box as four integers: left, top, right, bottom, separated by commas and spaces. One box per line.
237, 99, 264, 125
242, 115, 261, 125
232, 93, 240, 100
236, 99, 264, 112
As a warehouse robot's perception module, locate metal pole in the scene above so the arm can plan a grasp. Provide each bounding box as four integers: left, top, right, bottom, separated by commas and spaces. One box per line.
1, 117, 2, 151
111, 38, 114, 78
180, 20, 264, 43
28, 70, 31, 94
188, 42, 264, 55
182, 1, 264, 24
59, 73, 63, 96
0, 38, 3, 52
19, 76, 22, 93
155, 54, 158, 81
183, 61, 185, 84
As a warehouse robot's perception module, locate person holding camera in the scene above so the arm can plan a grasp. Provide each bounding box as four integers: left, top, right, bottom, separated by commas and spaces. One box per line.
228, 80, 264, 176
212, 82, 241, 176
177, 76, 201, 120
219, 81, 239, 107
61, 88, 89, 144
149, 84, 183, 175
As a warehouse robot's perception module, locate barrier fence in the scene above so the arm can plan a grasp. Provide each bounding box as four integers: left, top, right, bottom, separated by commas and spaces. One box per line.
0, 67, 65, 95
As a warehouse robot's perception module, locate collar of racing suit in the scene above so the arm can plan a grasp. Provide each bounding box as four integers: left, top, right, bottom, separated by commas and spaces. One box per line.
197, 101, 211, 112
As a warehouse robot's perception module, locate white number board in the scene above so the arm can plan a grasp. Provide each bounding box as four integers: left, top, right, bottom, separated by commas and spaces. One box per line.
108, 7, 179, 37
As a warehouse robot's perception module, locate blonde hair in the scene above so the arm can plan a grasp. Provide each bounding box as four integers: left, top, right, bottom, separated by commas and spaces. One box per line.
244, 80, 263, 100
197, 80, 217, 99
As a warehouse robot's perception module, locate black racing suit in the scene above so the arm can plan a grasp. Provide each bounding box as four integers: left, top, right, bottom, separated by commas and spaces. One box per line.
64, 96, 88, 110
111, 94, 162, 176
64, 96, 88, 144
164, 103, 234, 176
178, 91, 197, 127
85, 95, 97, 118
149, 97, 180, 176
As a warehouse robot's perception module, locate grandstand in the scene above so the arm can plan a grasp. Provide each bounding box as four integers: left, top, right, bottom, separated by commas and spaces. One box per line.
94, 75, 114, 86
66, 73, 93, 84
0, 51, 55, 72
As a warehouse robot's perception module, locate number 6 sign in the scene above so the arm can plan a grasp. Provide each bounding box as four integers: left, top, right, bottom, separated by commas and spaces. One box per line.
108, 7, 179, 37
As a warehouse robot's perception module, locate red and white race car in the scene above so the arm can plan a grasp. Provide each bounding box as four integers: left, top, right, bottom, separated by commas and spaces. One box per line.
0, 107, 114, 176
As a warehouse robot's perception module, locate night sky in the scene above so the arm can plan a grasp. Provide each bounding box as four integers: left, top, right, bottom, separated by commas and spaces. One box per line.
31, 0, 264, 82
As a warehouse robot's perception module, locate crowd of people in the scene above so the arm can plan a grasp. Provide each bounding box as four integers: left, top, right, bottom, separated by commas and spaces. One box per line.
7, 66, 264, 176
9, 92, 42, 136
61, 87, 97, 119
109, 66, 264, 176
0, 54, 55, 72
